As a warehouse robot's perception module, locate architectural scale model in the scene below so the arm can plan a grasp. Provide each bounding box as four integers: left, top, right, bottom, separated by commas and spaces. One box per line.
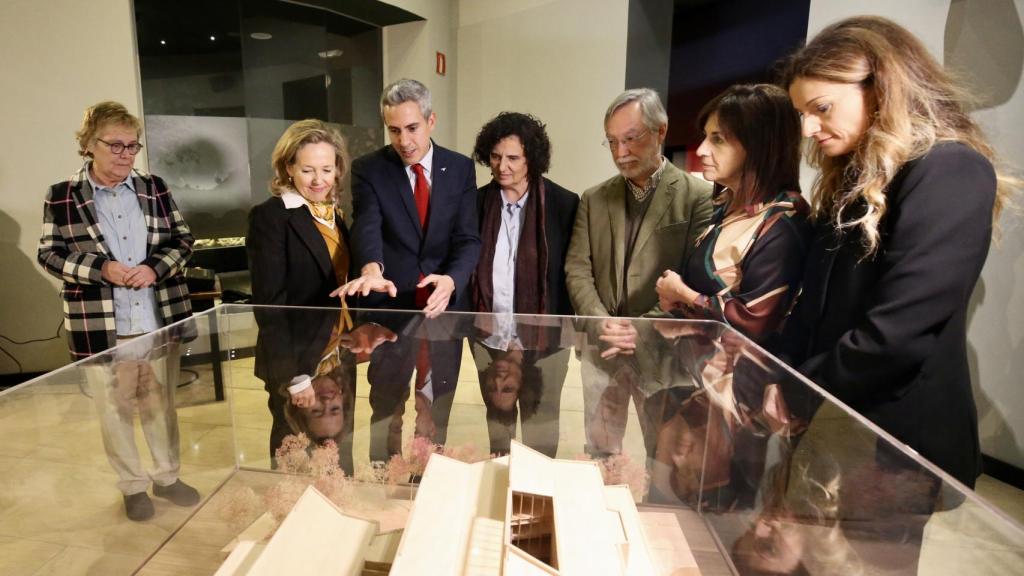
215, 441, 700, 575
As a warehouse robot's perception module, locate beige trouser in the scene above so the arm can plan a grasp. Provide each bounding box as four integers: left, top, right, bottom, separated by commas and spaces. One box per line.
84, 337, 182, 495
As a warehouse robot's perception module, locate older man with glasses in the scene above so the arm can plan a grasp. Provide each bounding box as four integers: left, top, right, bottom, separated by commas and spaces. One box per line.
565, 88, 713, 459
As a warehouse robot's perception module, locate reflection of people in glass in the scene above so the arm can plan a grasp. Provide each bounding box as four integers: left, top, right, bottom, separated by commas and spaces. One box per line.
266, 309, 358, 474
37, 101, 197, 521
651, 329, 804, 511
355, 313, 462, 463
469, 112, 578, 457
655, 84, 809, 344
471, 327, 572, 458
779, 16, 1017, 487
731, 457, 861, 576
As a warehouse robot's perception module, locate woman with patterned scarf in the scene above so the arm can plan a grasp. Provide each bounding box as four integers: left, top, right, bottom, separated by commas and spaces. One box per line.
656, 84, 811, 343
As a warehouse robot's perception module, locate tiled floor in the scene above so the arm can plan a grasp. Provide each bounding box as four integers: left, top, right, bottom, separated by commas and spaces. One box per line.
0, 340, 1021, 575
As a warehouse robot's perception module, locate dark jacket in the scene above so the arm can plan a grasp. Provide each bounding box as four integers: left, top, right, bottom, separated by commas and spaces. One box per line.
775, 142, 995, 487
247, 194, 353, 383
246, 194, 352, 308
475, 177, 580, 316
350, 143, 482, 311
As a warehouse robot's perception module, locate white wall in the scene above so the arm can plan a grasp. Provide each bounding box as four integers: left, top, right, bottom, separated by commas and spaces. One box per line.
455, 0, 629, 193
0, 0, 145, 373
380, 0, 629, 192
806, 0, 1024, 468
380, 0, 460, 147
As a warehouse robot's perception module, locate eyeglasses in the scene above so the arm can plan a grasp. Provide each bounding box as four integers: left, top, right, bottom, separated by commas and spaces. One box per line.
602, 129, 649, 150
97, 139, 144, 155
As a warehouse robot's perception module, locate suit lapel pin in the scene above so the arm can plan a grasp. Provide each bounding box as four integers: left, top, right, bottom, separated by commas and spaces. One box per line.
440, 166, 447, 172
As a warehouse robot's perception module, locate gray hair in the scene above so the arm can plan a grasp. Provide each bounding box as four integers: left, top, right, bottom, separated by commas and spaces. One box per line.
380, 78, 432, 119
604, 88, 668, 131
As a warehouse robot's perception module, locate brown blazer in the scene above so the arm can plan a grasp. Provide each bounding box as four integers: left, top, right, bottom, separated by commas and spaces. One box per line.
565, 162, 713, 318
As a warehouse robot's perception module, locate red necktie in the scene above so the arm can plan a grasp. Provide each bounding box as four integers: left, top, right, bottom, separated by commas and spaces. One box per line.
411, 163, 433, 389
412, 163, 430, 230
412, 163, 432, 309
415, 340, 430, 391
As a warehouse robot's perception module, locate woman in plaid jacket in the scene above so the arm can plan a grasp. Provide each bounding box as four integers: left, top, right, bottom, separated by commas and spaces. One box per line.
38, 105, 193, 360
37, 101, 197, 521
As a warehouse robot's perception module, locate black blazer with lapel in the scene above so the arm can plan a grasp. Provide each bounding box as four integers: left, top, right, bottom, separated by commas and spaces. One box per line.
775, 142, 995, 486
475, 177, 580, 316
247, 195, 352, 307
247, 195, 352, 383
350, 143, 482, 311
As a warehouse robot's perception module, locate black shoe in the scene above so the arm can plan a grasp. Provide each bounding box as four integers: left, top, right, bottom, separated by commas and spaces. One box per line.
124, 492, 154, 521
152, 479, 200, 506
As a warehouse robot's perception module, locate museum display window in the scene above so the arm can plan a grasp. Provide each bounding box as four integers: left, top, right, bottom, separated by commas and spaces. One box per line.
1, 305, 1021, 574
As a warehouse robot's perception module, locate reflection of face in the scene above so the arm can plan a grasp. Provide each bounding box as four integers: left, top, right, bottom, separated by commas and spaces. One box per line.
658, 416, 704, 497
789, 77, 874, 157
88, 124, 140, 187
286, 142, 338, 203
733, 515, 805, 574
485, 355, 523, 413
384, 101, 436, 166
414, 389, 437, 440
696, 113, 747, 193
489, 135, 530, 197
604, 101, 666, 186
302, 376, 343, 440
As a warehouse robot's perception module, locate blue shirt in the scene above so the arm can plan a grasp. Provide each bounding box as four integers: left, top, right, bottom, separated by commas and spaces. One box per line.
482, 190, 528, 351
87, 164, 161, 335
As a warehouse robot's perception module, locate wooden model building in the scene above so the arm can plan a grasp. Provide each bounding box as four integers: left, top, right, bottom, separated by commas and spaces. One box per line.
216, 485, 376, 576
215, 441, 699, 575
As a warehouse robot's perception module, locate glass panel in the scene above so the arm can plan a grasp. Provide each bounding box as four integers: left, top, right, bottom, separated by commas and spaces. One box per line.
134, 0, 383, 239
0, 314, 234, 573
3, 306, 1021, 575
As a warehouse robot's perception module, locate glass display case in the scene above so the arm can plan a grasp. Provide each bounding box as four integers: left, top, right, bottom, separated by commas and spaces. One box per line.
1, 305, 1021, 575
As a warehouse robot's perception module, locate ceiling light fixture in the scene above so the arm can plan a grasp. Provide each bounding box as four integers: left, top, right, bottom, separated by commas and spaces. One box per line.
317, 49, 344, 59
250, 32, 273, 40
210, 35, 216, 41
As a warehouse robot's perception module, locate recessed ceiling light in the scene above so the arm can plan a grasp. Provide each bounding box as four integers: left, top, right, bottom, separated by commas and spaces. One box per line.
250, 32, 273, 40
317, 49, 344, 59
160, 40, 166, 45
210, 35, 216, 41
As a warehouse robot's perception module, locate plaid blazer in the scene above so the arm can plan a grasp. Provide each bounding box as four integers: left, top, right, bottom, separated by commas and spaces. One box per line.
38, 166, 194, 360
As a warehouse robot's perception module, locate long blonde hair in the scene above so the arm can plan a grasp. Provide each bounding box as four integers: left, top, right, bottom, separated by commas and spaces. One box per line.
782, 15, 1017, 256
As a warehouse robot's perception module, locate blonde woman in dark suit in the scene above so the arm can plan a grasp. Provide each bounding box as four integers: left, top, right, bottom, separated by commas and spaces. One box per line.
247, 120, 358, 467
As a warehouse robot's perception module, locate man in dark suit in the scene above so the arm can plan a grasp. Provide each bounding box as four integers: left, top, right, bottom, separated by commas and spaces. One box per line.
335, 78, 481, 461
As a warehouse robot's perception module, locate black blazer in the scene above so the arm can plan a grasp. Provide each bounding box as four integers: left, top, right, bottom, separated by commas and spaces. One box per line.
246, 195, 352, 307
775, 142, 995, 487
350, 143, 482, 311
247, 195, 354, 383
475, 177, 580, 316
